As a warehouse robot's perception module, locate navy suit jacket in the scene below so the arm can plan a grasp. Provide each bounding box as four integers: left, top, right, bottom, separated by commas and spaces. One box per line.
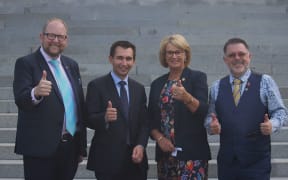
86, 73, 149, 173
13, 48, 87, 157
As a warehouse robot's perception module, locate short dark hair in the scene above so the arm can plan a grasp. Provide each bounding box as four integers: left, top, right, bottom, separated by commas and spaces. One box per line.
109, 40, 136, 60
223, 38, 249, 53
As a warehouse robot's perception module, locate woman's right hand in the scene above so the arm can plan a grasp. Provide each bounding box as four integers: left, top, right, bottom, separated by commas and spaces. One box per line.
157, 136, 175, 152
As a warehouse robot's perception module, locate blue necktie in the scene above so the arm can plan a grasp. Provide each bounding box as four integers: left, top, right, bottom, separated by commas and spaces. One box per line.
119, 81, 129, 120
49, 60, 77, 135
119, 81, 130, 144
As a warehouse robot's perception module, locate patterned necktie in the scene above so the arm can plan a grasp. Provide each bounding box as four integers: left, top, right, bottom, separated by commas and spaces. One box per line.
49, 60, 77, 135
233, 78, 242, 106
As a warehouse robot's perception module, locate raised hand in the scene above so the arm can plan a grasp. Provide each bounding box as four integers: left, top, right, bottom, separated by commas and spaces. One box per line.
260, 113, 272, 135
210, 113, 221, 134
171, 80, 187, 100
104, 100, 117, 122
34, 70, 52, 98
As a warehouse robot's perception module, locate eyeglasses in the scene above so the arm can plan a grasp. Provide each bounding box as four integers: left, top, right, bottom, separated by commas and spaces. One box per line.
44, 33, 67, 41
226, 52, 248, 58
166, 50, 184, 57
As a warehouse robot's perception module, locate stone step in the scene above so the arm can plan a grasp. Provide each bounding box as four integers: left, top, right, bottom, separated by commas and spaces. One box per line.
0, 159, 288, 178
59, 97, 288, 115
1, 49, 288, 79
2, 86, 288, 100
1, 58, 288, 85
0, 88, 14, 100
0, 86, 152, 102
1, 96, 288, 114
0, 0, 288, 179
3, 43, 288, 66
0, 101, 16, 113
1, 141, 288, 161
1, 66, 288, 88
0, 179, 285, 180
0, 113, 17, 128
1, 127, 288, 144
0, 75, 153, 88
0, 179, 283, 180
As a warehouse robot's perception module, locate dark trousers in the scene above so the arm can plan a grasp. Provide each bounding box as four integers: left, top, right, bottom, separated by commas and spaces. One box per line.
23, 137, 78, 180
95, 146, 147, 180
218, 155, 271, 180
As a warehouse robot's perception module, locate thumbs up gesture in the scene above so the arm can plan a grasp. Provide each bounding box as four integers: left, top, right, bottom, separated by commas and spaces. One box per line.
105, 101, 117, 122
260, 113, 272, 135
210, 113, 221, 134
34, 70, 52, 98
171, 80, 187, 100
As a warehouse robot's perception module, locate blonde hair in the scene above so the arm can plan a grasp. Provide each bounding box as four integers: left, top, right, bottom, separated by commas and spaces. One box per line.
159, 34, 191, 68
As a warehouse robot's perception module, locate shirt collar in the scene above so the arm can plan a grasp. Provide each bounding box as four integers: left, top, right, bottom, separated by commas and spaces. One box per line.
110, 71, 128, 86
40, 46, 61, 63
229, 69, 251, 85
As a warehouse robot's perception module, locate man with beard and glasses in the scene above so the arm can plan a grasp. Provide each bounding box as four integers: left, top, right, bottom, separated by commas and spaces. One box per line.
13, 18, 87, 180
205, 37, 288, 180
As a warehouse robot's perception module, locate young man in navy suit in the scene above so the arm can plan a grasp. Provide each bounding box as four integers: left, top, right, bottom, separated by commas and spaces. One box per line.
13, 18, 87, 180
85, 41, 149, 180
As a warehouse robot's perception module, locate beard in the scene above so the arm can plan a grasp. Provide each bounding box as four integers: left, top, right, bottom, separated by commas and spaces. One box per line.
44, 45, 64, 58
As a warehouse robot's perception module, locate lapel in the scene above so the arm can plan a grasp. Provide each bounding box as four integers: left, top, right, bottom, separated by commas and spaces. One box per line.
35, 49, 63, 102
108, 74, 131, 124
36, 49, 79, 106
179, 67, 189, 90
127, 78, 135, 123
174, 68, 190, 109
106, 74, 126, 119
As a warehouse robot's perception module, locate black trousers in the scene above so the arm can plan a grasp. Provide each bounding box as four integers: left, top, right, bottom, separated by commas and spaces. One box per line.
23, 136, 79, 180
95, 146, 147, 180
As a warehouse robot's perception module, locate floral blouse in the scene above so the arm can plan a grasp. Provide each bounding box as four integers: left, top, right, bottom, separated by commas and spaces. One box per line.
159, 80, 177, 145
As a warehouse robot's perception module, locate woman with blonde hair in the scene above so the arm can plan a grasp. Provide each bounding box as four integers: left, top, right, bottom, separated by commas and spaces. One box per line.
148, 34, 211, 180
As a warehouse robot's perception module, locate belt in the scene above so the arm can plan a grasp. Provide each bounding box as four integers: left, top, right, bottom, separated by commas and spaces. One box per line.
61, 133, 73, 143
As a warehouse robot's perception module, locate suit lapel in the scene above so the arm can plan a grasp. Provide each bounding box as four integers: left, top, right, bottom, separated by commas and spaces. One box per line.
35, 49, 63, 101
107, 74, 130, 123
106, 74, 124, 114
127, 79, 134, 123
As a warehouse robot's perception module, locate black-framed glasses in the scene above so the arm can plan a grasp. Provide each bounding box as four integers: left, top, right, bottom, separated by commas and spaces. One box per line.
44, 33, 67, 41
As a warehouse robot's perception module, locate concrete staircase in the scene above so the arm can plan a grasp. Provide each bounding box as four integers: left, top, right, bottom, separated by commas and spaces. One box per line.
0, 0, 288, 179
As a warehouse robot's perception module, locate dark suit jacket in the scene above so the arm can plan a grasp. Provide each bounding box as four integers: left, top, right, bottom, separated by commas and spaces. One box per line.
86, 73, 149, 173
148, 67, 211, 161
13, 48, 87, 157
